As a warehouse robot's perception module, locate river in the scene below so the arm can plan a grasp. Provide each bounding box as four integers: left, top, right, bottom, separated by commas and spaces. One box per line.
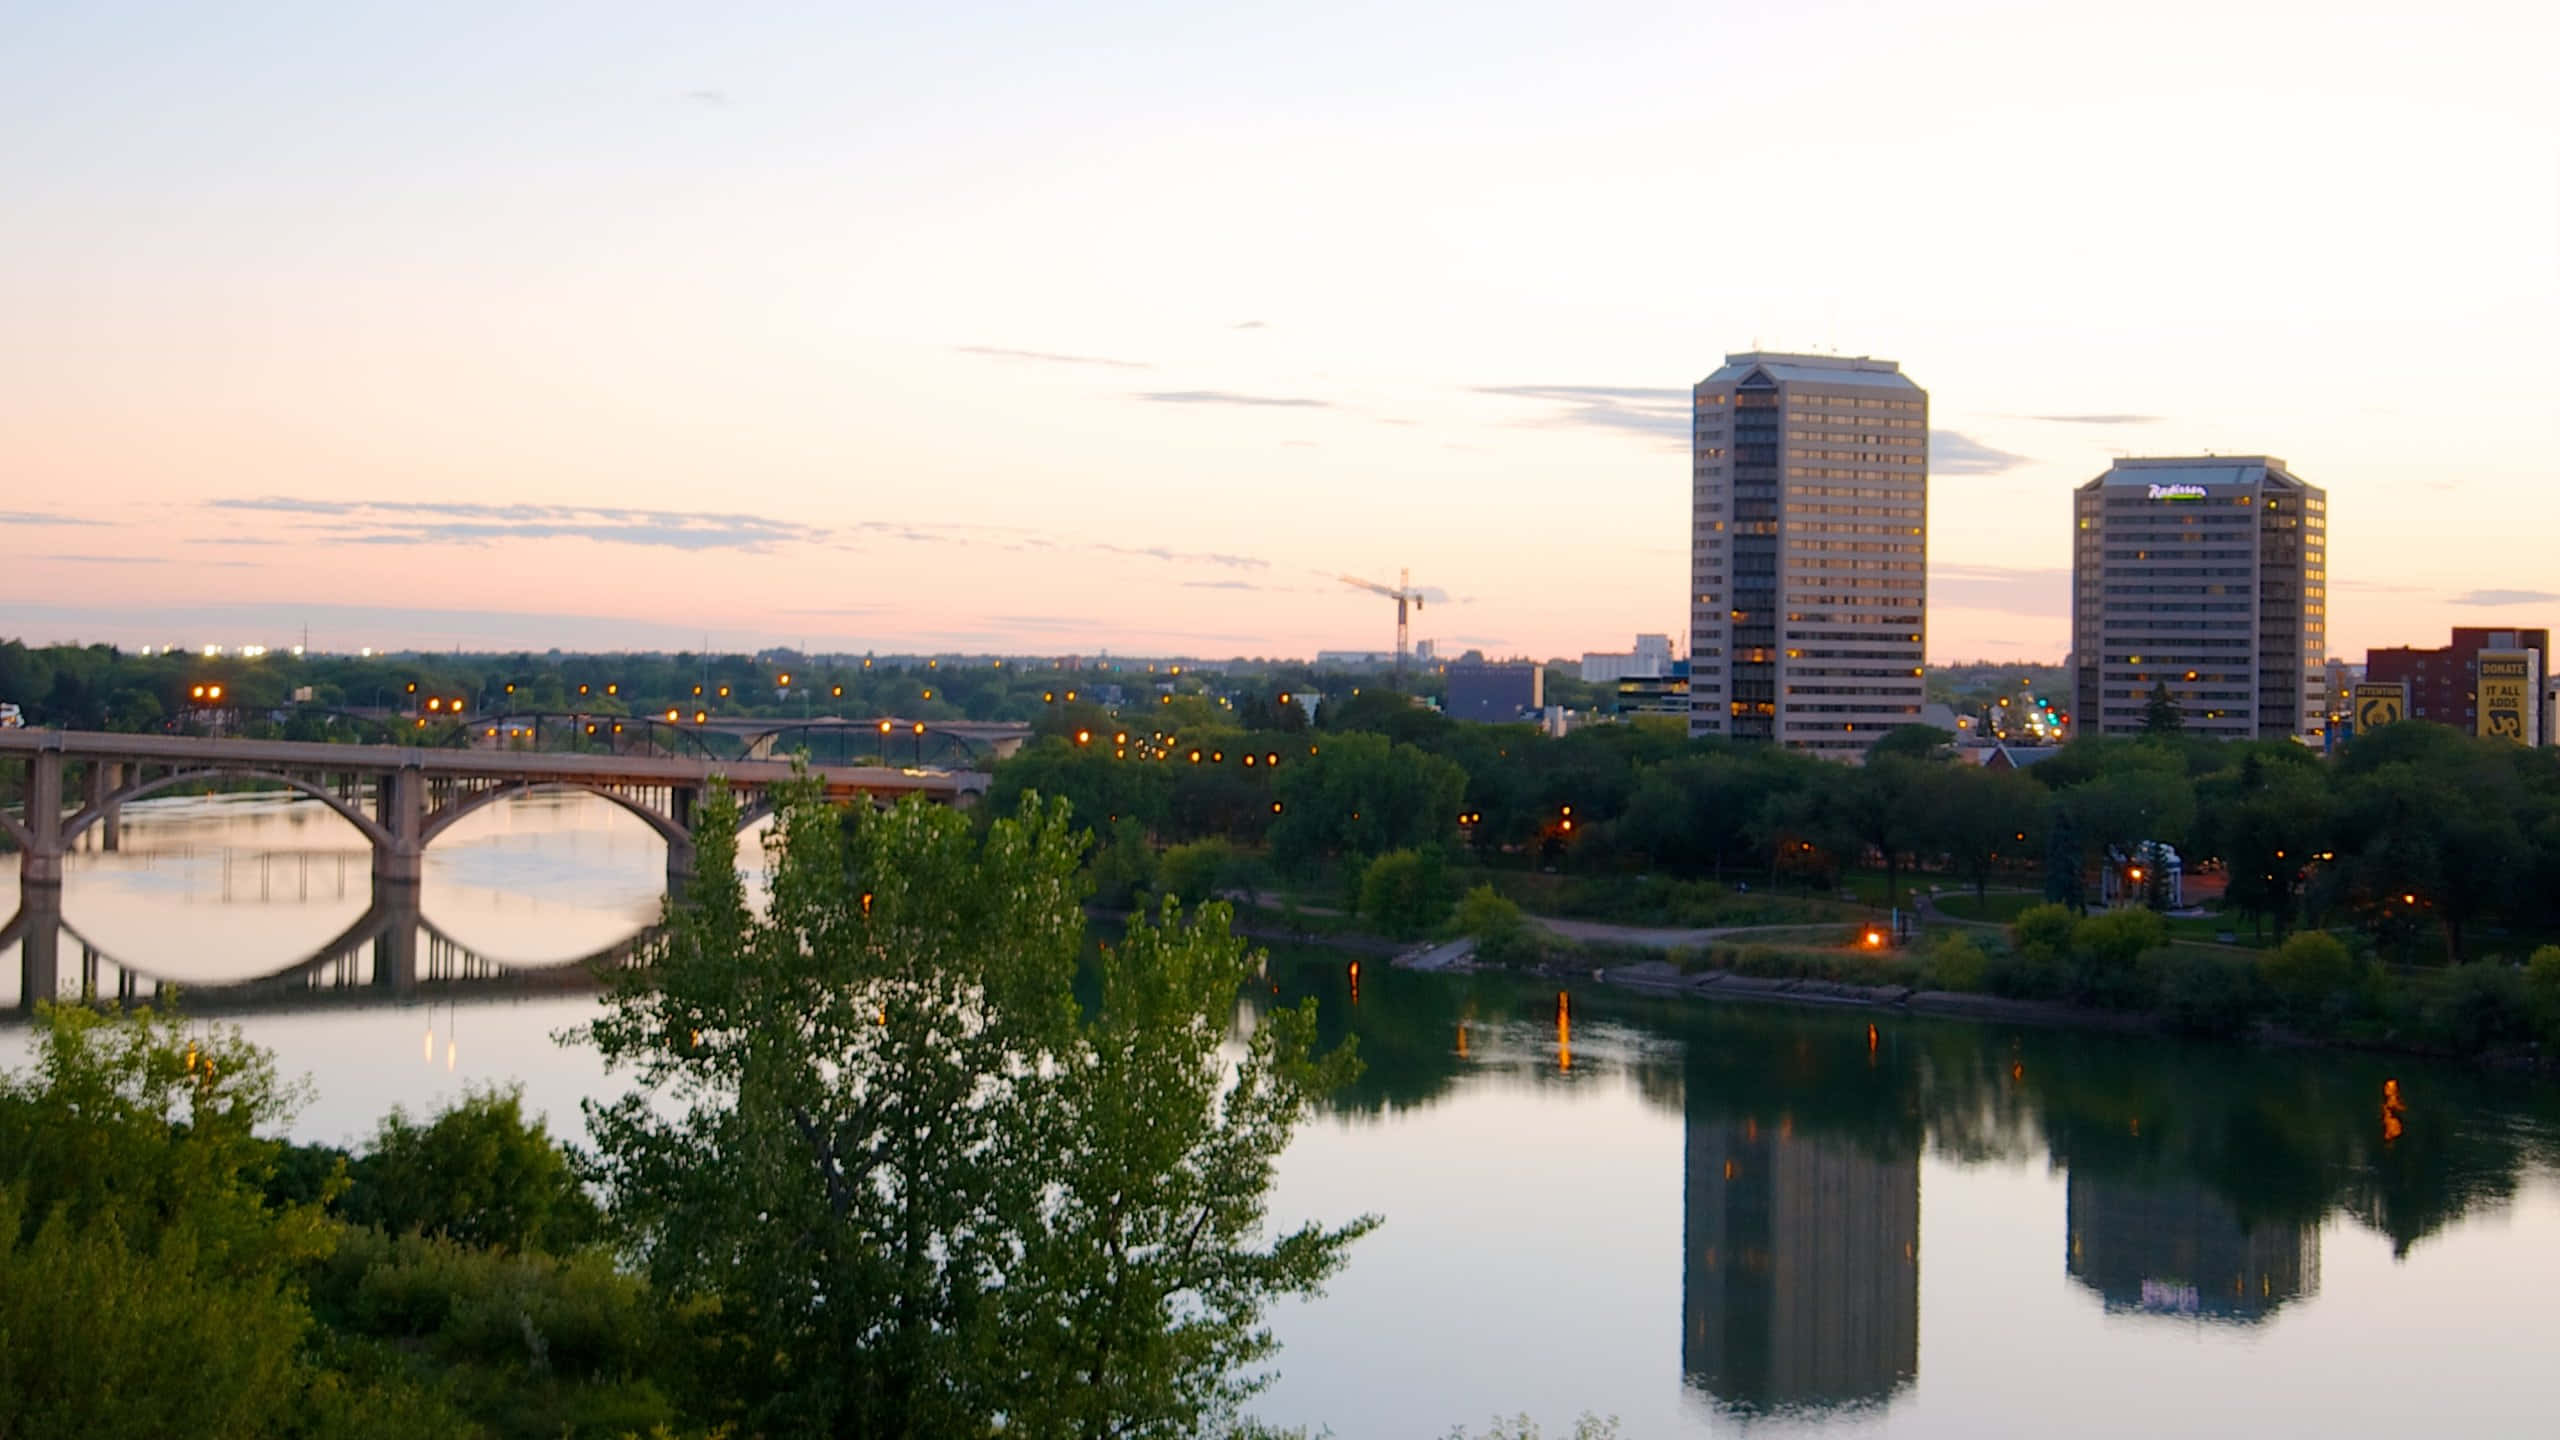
7, 792, 2560, 1437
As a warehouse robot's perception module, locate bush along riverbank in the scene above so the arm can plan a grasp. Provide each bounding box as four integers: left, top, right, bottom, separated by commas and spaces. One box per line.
1418, 890, 2560, 1069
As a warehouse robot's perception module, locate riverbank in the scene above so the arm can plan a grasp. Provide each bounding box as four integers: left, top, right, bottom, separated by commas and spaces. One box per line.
1581, 955, 2156, 1033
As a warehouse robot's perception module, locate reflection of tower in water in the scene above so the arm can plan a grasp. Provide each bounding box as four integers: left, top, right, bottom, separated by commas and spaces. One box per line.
1683, 1112, 1919, 1415
2065, 1174, 2319, 1322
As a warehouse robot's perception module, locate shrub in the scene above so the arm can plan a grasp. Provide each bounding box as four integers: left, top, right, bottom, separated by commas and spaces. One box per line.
2261, 931, 2360, 1030
2526, 945, 2560, 1046
1154, 838, 1236, 907
2421, 961, 2533, 1055
2067, 910, 2168, 1010
2150, 950, 2267, 1038
1984, 942, 2065, 1000
2010, 903, 2079, 962
1454, 884, 1540, 967
1358, 848, 1454, 940
341, 1086, 598, 1254
1926, 932, 1989, 993
1085, 816, 1156, 909
2075, 909, 2169, 969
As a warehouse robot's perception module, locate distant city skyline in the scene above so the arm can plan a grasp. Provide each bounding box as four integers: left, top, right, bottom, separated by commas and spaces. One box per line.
5, 2, 2556, 663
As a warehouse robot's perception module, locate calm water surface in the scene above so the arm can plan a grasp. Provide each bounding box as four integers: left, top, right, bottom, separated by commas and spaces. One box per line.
8, 793, 2560, 1438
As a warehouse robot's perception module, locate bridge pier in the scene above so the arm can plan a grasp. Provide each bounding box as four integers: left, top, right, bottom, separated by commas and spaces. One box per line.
667, 784, 700, 897
372, 761, 426, 900
89, 762, 125, 852
18, 746, 66, 891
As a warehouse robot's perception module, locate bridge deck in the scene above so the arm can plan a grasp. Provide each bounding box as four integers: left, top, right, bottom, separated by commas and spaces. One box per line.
0, 728, 985, 797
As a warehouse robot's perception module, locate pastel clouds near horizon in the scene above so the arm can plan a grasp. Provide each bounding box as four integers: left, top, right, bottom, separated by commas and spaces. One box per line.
4, 0, 2556, 663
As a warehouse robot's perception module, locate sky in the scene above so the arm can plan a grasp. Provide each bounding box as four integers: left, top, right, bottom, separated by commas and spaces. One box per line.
3, 0, 2556, 664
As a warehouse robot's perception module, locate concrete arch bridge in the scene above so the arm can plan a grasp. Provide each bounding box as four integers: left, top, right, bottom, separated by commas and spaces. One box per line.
0, 729, 987, 900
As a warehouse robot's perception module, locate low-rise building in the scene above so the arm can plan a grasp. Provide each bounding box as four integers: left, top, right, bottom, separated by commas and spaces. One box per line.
1581, 634, 1675, 685
1617, 662, 1691, 717
2362, 628, 2551, 739
1444, 660, 1544, 723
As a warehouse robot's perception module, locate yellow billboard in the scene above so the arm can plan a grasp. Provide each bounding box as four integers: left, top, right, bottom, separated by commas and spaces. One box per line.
2476, 651, 2537, 743
2351, 682, 2405, 732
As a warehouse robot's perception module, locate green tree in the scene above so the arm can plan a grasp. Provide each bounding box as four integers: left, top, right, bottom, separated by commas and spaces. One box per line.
1868, 723, 1955, 763
1929, 764, 2045, 903
2042, 802, 2086, 911
1358, 848, 1454, 940
582, 784, 1371, 1439
0, 1007, 455, 1440
1156, 837, 1240, 907
341, 1085, 599, 1253
1088, 815, 1160, 909
1269, 732, 1466, 872
1829, 755, 1933, 911
2142, 681, 2184, 736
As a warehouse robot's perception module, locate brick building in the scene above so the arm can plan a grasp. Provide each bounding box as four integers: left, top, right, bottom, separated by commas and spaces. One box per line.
2363, 628, 2551, 733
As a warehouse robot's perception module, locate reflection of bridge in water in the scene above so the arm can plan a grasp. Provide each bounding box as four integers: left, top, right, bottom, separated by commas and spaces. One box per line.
2, 885, 655, 1020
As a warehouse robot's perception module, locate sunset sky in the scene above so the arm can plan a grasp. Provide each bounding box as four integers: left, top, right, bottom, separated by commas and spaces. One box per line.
4, 0, 2555, 664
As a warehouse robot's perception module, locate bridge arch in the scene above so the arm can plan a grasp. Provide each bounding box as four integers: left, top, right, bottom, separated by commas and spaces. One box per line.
417, 780, 693, 851
61, 769, 393, 852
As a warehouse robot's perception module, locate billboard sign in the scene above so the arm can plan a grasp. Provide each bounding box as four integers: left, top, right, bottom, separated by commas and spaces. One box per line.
2351, 682, 2405, 732
2476, 651, 2539, 744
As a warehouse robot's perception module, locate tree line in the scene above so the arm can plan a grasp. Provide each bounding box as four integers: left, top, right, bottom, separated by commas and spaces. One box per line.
996, 692, 2560, 967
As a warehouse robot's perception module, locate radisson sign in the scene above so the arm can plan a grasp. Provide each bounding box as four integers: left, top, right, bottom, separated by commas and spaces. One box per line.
2145, 483, 2209, 502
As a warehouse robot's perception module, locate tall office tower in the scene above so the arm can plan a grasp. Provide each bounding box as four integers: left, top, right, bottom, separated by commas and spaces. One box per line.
1689, 353, 1928, 758
2070, 457, 2326, 741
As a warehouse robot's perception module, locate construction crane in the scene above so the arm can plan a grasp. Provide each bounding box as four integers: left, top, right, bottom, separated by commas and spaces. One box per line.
1339, 569, 1426, 689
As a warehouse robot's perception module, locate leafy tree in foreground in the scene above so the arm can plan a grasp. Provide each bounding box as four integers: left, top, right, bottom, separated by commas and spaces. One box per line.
0, 1007, 455, 1440
582, 782, 1373, 1440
